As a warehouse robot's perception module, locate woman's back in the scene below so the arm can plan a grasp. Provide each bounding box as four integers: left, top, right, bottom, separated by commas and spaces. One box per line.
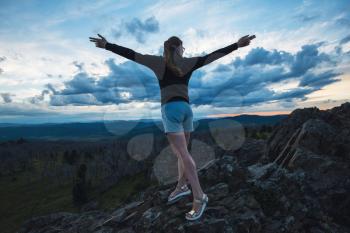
104, 41, 239, 105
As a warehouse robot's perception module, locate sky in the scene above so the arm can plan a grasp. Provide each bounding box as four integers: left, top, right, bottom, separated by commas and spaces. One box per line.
0, 0, 350, 124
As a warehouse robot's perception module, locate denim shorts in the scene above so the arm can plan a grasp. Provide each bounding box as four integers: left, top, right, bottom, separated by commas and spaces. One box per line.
161, 100, 194, 134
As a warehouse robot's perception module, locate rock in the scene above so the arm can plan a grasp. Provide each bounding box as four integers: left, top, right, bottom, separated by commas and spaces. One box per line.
106, 208, 127, 224
261, 102, 350, 231
184, 218, 226, 232
247, 162, 278, 180
264, 102, 350, 165
231, 138, 266, 166
206, 182, 229, 201
141, 206, 162, 224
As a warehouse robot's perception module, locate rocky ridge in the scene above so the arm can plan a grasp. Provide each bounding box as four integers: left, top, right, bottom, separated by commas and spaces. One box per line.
18, 102, 350, 233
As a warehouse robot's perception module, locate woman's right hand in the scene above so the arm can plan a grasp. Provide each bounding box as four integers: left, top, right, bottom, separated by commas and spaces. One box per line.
237, 34, 256, 48
89, 34, 108, 49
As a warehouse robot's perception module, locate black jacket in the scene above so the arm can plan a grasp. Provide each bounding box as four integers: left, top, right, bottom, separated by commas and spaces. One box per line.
105, 42, 238, 106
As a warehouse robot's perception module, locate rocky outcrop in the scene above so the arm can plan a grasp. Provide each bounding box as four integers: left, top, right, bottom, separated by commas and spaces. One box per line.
17, 102, 350, 233
263, 102, 350, 165
261, 101, 350, 229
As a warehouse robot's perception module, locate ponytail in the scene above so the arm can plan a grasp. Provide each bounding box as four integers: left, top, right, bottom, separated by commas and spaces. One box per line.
164, 37, 184, 77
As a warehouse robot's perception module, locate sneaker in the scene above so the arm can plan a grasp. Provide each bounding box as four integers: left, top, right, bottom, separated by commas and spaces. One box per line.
167, 184, 191, 205
185, 193, 209, 221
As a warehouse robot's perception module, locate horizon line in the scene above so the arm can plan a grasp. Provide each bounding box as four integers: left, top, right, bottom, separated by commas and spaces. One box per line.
205, 111, 291, 117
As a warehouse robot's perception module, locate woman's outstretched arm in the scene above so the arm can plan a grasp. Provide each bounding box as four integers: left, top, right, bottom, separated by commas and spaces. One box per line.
190, 42, 239, 71
104, 42, 139, 62
190, 34, 255, 71
89, 34, 161, 71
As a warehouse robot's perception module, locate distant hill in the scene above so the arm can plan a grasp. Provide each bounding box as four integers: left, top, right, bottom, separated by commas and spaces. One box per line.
0, 123, 24, 127
0, 115, 288, 141
196, 114, 287, 130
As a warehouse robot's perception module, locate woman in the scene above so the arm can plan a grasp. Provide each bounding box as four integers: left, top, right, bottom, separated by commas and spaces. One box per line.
89, 33, 255, 220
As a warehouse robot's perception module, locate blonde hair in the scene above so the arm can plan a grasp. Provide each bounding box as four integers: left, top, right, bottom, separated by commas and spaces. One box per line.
164, 36, 184, 77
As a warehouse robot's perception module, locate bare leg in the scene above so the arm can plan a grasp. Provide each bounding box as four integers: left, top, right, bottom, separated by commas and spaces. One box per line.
166, 132, 204, 212
177, 131, 190, 186
177, 157, 187, 186
167, 137, 187, 199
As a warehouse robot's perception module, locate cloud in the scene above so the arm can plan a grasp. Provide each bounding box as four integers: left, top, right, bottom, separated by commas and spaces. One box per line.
288, 43, 333, 77
28, 90, 50, 104
299, 70, 342, 88
112, 16, 160, 43
60, 73, 105, 95
340, 34, 350, 45
335, 16, 350, 27
189, 42, 344, 107
46, 83, 59, 95
0, 93, 14, 103
232, 47, 294, 67
0, 56, 6, 74
30, 41, 345, 110
231, 42, 334, 77
294, 13, 319, 23
1, 0, 349, 125
72, 61, 84, 72
334, 34, 350, 55
212, 64, 233, 73
50, 93, 99, 106
0, 103, 59, 117
40, 58, 160, 106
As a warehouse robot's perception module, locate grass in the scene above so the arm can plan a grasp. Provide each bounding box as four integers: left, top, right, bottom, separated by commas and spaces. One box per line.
0, 170, 77, 233
93, 170, 157, 212
250, 131, 272, 140
0, 169, 157, 233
